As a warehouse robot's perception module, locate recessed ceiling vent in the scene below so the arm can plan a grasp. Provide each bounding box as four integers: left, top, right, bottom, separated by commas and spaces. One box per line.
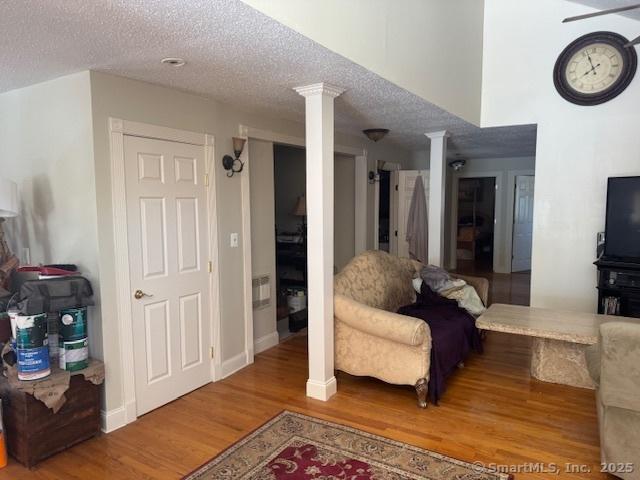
161, 57, 186, 67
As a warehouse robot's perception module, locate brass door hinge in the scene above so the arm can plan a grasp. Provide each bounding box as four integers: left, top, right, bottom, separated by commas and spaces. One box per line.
204, 173, 209, 187
210, 346, 215, 359
208, 260, 212, 273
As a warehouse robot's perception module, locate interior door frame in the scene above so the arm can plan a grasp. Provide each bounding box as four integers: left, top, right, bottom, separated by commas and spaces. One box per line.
108, 118, 221, 430
506, 170, 535, 273
372, 161, 401, 251
238, 125, 366, 356
449, 171, 503, 273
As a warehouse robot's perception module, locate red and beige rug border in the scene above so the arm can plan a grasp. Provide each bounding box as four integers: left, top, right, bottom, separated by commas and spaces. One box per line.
182, 410, 512, 480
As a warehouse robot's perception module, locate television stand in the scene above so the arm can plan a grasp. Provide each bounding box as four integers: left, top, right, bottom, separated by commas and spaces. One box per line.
595, 258, 640, 318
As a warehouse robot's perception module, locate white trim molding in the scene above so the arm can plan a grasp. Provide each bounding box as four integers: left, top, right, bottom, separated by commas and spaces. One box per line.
506, 169, 535, 273
354, 153, 368, 255
239, 125, 364, 157
254, 331, 280, 354
238, 132, 255, 366
220, 351, 251, 378
108, 118, 220, 430
449, 170, 505, 273
306, 377, 338, 401
293, 82, 345, 98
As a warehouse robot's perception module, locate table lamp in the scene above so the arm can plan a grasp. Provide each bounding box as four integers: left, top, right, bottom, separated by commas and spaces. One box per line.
291, 195, 306, 243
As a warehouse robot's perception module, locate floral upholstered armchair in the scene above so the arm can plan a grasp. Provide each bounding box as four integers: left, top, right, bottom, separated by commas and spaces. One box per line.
334, 250, 488, 407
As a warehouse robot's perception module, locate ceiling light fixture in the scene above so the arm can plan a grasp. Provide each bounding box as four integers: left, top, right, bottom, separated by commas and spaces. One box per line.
448, 158, 466, 171
362, 129, 390, 142
161, 57, 186, 67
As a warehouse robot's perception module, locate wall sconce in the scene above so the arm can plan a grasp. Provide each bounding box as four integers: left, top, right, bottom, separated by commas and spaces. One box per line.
222, 137, 247, 177
368, 171, 380, 184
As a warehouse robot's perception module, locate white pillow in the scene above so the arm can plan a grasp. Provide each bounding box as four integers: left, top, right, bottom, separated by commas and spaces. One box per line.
412, 277, 423, 294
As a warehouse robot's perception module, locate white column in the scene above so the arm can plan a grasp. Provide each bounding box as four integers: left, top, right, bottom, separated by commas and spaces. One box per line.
425, 130, 450, 266
294, 83, 344, 401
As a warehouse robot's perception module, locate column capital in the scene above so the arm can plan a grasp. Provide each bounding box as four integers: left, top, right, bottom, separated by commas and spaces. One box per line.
424, 130, 450, 140
294, 83, 345, 98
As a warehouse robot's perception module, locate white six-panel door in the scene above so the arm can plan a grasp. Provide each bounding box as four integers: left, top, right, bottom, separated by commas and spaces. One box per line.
512, 175, 535, 272
393, 170, 430, 259
124, 135, 212, 416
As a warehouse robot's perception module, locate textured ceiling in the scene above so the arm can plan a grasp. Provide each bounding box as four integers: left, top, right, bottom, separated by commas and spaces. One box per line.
0, 0, 536, 158
568, 0, 640, 20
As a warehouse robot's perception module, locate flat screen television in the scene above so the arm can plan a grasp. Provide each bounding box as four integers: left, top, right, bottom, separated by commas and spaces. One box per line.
604, 176, 640, 262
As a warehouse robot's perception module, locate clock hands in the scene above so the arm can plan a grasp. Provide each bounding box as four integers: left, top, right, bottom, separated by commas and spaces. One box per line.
585, 49, 596, 70
581, 62, 602, 78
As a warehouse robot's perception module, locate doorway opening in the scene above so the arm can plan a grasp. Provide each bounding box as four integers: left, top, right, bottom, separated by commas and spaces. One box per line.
511, 175, 535, 273
273, 145, 308, 341
455, 177, 496, 273
263, 144, 356, 342
377, 170, 391, 252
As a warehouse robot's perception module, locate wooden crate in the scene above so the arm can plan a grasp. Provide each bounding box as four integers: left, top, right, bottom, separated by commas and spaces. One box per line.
0, 374, 101, 468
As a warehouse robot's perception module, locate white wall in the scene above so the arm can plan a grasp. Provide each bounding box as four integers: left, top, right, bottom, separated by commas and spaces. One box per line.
334, 154, 356, 271
447, 156, 536, 273
249, 139, 277, 348
0, 72, 104, 362
406, 149, 430, 170
0, 69, 410, 420
88, 72, 409, 416
482, 0, 640, 311
242, 0, 485, 125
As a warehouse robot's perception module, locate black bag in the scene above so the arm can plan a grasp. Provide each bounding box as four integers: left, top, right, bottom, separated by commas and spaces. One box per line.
16, 276, 94, 315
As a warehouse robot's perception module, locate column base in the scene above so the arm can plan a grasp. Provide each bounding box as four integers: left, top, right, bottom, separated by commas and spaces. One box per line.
306, 376, 337, 401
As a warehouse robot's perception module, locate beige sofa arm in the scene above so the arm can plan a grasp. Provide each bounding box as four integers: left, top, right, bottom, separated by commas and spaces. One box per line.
600, 321, 640, 412
452, 274, 489, 306
334, 294, 430, 347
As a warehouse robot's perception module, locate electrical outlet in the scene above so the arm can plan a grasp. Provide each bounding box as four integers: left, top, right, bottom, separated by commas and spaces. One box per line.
230, 233, 239, 248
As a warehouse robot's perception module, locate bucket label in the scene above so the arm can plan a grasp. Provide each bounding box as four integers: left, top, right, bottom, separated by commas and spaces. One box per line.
16, 314, 48, 349
59, 338, 89, 371
17, 347, 50, 374
58, 307, 87, 342
16, 313, 50, 380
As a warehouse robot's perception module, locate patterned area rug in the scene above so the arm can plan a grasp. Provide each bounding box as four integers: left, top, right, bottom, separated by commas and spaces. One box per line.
184, 411, 510, 480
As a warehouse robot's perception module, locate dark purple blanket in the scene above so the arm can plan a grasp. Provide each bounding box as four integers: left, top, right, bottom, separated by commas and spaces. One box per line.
397, 283, 482, 404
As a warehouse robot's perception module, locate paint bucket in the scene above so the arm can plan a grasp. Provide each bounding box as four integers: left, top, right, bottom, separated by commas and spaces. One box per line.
58, 307, 88, 371
8, 309, 18, 339
287, 289, 307, 314
47, 313, 59, 359
15, 313, 51, 381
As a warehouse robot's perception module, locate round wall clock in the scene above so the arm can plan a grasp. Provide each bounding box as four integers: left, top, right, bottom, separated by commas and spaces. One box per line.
553, 31, 637, 106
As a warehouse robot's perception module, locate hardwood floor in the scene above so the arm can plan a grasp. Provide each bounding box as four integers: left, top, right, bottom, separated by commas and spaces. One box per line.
0, 330, 607, 479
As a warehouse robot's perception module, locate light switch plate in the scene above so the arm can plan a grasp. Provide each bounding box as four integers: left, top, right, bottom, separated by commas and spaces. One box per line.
230, 233, 239, 248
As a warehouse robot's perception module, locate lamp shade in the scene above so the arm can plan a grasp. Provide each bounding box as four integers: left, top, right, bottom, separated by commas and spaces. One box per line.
292, 195, 306, 216
0, 177, 18, 217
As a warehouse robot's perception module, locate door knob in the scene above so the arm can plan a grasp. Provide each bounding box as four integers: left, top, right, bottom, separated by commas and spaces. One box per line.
134, 289, 153, 300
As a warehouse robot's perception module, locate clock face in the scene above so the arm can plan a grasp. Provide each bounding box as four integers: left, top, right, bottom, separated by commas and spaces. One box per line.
554, 32, 637, 105
565, 43, 624, 94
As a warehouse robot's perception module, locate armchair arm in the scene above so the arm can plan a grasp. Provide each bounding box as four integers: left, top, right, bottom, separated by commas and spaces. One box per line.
334, 294, 429, 347
600, 321, 640, 412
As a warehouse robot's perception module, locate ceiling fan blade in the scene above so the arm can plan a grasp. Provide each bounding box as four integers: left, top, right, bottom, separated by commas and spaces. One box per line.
563, 3, 640, 23
625, 33, 640, 47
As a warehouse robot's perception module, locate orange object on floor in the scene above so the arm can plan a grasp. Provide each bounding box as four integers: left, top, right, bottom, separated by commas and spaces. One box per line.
0, 403, 6, 468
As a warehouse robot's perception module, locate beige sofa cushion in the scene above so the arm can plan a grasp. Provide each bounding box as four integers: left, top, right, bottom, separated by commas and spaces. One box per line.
334, 250, 416, 312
